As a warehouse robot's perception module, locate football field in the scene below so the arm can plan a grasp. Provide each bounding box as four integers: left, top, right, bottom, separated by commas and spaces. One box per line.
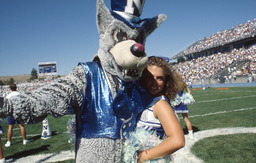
1, 86, 256, 163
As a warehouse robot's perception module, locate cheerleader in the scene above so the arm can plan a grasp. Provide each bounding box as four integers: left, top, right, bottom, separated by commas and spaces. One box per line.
172, 71, 195, 139
123, 57, 185, 163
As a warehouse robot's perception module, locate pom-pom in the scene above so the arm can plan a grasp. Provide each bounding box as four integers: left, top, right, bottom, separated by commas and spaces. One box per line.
170, 94, 182, 107
181, 93, 195, 105
66, 115, 76, 148
123, 128, 172, 163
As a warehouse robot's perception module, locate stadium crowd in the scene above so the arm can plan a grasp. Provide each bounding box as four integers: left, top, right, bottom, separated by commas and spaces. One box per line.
173, 44, 256, 85
175, 18, 256, 58
0, 80, 52, 97
1, 19, 256, 95
1, 43, 255, 97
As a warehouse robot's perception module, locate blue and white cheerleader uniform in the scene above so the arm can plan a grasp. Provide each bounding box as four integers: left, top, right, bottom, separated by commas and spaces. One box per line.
173, 91, 189, 113
171, 91, 195, 114
123, 96, 173, 163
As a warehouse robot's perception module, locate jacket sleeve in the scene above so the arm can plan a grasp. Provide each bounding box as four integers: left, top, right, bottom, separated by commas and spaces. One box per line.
0, 65, 86, 124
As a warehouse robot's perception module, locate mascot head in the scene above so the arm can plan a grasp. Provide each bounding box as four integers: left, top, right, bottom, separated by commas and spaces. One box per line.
95, 0, 166, 82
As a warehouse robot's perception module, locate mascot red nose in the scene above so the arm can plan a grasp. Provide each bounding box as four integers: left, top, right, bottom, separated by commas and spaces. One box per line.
0, 0, 166, 162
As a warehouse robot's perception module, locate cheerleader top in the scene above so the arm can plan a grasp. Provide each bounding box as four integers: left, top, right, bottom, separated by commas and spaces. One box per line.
136, 96, 168, 138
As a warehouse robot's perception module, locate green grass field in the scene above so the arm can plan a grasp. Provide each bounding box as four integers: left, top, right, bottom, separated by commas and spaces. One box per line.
1, 87, 256, 162
181, 87, 256, 163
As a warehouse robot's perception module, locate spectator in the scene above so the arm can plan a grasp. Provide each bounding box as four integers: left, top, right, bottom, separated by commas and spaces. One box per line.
229, 75, 232, 83
5, 83, 30, 147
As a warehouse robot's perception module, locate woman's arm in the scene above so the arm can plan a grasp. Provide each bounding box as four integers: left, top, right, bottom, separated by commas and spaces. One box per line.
186, 87, 191, 94
138, 100, 185, 162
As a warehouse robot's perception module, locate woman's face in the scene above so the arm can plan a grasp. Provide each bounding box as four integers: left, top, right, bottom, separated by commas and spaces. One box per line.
144, 65, 166, 97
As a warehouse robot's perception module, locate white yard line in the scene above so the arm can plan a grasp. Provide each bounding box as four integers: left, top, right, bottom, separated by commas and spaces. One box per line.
7, 127, 256, 163
196, 95, 256, 103
189, 107, 256, 118
5, 105, 256, 163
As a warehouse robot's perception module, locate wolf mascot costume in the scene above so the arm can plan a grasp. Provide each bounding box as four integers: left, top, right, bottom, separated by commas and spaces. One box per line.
0, 0, 166, 162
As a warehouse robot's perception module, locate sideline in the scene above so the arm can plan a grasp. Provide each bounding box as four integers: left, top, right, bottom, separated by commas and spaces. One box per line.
173, 127, 256, 163
6, 150, 75, 163
5, 127, 256, 163
4, 105, 256, 162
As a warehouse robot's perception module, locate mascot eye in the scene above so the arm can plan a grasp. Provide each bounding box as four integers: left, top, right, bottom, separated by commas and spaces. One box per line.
113, 30, 128, 43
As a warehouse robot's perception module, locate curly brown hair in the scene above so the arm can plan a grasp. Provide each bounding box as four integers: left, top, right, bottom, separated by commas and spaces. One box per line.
173, 71, 187, 92
140, 56, 177, 101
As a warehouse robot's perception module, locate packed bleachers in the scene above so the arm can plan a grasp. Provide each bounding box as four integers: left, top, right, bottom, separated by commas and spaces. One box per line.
0, 80, 52, 97
173, 18, 256, 59
173, 44, 256, 84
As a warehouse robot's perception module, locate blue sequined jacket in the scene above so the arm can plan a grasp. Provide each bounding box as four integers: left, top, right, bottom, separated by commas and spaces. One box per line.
78, 62, 151, 139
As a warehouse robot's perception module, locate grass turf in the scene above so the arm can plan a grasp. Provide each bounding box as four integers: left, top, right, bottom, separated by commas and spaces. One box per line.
179, 87, 256, 162
1, 86, 256, 162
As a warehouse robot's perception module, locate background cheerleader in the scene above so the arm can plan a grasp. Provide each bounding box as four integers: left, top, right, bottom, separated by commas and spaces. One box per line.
172, 71, 195, 139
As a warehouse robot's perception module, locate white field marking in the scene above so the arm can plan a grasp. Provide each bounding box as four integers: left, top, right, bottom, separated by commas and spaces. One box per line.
193, 91, 256, 98
173, 127, 256, 163
7, 127, 256, 163
1, 132, 63, 140
1, 134, 41, 140
189, 107, 256, 118
195, 95, 256, 103
195, 90, 255, 95
5, 106, 256, 163
6, 150, 75, 163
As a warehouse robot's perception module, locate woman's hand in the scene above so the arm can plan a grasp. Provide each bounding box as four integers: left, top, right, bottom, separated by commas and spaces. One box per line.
137, 150, 149, 163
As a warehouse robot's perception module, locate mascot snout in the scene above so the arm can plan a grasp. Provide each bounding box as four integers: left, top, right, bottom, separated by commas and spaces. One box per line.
110, 40, 148, 78
130, 43, 145, 57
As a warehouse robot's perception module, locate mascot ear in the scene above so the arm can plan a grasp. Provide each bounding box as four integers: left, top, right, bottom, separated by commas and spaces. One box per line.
144, 14, 167, 37
96, 0, 114, 34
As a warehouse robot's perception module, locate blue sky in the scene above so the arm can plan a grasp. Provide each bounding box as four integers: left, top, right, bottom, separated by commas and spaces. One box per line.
0, 0, 256, 76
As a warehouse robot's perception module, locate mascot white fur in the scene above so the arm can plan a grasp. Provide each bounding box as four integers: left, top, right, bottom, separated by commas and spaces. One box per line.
0, 0, 166, 162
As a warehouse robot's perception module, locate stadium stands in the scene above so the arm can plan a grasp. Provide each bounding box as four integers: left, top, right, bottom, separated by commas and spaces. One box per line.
172, 18, 256, 60
171, 18, 256, 85
173, 45, 256, 84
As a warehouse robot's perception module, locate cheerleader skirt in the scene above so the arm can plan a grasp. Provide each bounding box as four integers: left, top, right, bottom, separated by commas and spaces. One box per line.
174, 102, 189, 113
